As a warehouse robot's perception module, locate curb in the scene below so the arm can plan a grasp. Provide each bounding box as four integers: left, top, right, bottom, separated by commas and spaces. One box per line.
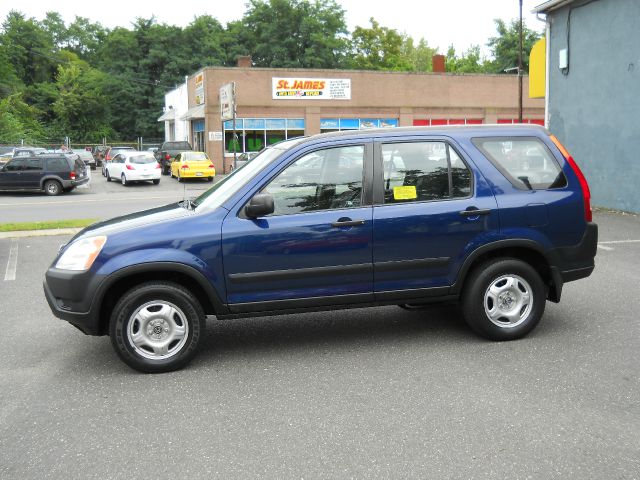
0, 228, 82, 239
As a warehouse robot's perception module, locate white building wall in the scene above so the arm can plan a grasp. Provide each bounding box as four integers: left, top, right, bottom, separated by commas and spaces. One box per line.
163, 82, 189, 143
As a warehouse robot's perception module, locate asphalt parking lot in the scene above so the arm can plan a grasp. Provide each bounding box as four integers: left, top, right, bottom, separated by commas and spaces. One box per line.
0, 168, 217, 223
0, 210, 638, 478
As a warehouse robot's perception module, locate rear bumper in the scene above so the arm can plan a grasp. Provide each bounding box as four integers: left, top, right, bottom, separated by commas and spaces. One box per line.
179, 170, 215, 178
550, 222, 598, 282
126, 170, 162, 181
547, 222, 597, 302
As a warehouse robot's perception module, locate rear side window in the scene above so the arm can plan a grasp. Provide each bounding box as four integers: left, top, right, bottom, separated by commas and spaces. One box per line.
46, 157, 70, 171
473, 137, 566, 190
382, 142, 472, 203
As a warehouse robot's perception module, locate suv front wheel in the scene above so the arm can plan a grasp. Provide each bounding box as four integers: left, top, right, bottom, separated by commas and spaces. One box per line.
462, 258, 546, 341
110, 282, 206, 373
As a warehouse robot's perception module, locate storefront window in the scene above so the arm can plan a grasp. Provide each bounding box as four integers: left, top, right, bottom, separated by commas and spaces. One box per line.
224, 118, 305, 154
320, 118, 398, 132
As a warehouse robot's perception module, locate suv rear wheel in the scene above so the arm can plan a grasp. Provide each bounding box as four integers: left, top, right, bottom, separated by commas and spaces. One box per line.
109, 282, 205, 373
44, 179, 62, 196
462, 258, 546, 341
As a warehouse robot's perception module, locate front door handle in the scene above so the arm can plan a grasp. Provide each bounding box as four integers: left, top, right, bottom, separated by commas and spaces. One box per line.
459, 208, 491, 217
331, 219, 365, 227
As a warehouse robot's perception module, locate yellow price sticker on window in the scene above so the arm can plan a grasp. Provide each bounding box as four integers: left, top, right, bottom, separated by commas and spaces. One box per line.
393, 185, 417, 200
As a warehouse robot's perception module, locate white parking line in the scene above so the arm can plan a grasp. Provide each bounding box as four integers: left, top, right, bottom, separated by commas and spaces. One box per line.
597, 244, 614, 251
4, 238, 18, 281
598, 239, 640, 244
0, 195, 173, 207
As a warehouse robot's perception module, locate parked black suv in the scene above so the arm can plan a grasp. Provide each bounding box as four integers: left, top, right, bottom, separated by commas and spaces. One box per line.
0, 154, 89, 195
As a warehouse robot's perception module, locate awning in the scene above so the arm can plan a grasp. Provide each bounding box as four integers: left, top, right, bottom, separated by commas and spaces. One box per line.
180, 105, 205, 121
157, 110, 176, 122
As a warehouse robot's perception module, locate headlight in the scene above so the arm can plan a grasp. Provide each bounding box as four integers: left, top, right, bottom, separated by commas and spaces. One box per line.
55, 236, 107, 271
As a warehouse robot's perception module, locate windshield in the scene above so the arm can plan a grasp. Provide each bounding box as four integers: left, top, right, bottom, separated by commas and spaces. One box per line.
194, 139, 303, 211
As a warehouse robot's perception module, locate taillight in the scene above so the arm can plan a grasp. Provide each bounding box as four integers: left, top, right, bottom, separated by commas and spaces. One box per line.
165, 154, 170, 160
181, 164, 189, 169
208, 164, 215, 169
549, 135, 592, 222
155, 163, 161, 169
126, 164, 135, 170
70, 171, 76, 180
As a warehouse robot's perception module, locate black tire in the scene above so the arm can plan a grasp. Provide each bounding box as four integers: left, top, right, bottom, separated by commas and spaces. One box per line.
461, 258, 546, 341
152, 179, 160, 185
121, 174, 128, 186
207, 177, 214, 182
109, 281, 206, 373
43, 179, 62, 196
106, 169, 111, 182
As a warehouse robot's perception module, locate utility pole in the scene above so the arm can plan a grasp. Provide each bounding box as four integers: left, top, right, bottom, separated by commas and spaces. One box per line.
518, 0, 524, 123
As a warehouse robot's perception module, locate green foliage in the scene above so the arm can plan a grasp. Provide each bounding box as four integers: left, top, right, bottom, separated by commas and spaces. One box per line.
241, 0, 350, 68
351, 18, 411, 71
0, 94, 45, 144
53, 60, 114, 142
486, 19, 542, 74
445, 45, 488, 74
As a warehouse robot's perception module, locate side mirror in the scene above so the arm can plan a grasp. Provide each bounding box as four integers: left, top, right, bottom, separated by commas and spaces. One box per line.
245, 193, 274, 218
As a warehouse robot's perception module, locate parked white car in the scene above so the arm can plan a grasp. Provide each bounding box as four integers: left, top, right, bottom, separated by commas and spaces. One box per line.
104, 150, 161, 186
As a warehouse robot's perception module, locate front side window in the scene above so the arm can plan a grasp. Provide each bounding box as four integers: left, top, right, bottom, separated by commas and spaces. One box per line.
264, 145, 364, 216
5, 159, 26, 171
382, 142, 471, 204
472, 137, 566, 190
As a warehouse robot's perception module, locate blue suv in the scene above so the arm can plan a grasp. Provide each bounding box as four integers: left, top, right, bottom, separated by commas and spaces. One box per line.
44, 125, 597, 372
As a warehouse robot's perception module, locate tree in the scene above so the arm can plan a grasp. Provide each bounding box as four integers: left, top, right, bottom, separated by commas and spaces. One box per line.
401, 37, 437, 73
53, 60, 113, 141
1, 11, 58, 86
486, 19, 542, 74
445, 45, 488, 73
351, 18, 411, 71
241, 0, 350, 68
0, 94, 45, 144
183, 16, 225, 70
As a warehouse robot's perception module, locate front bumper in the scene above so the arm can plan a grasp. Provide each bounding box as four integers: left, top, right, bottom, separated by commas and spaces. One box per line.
43, 268, 105, 335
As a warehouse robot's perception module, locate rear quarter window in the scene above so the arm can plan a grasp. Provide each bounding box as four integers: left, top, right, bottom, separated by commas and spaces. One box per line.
472, 137, 567, 190
46, 157, 70, 171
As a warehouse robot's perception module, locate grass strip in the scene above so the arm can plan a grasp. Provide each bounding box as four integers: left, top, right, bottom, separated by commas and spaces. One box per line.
0, 218, 99, 232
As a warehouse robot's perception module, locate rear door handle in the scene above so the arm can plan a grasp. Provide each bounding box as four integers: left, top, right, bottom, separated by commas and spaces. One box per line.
331, 219, 365, 227
459, 208, 491, 217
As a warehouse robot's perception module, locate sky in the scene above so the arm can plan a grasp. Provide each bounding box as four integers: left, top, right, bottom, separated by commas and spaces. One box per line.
0, 0, 546, 57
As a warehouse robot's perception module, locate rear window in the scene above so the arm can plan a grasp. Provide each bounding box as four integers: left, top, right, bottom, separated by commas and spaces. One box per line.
130, 154, 157, 164
164, 142, 191, 150
472, 137, 566, 190
184, 152, 209, 161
